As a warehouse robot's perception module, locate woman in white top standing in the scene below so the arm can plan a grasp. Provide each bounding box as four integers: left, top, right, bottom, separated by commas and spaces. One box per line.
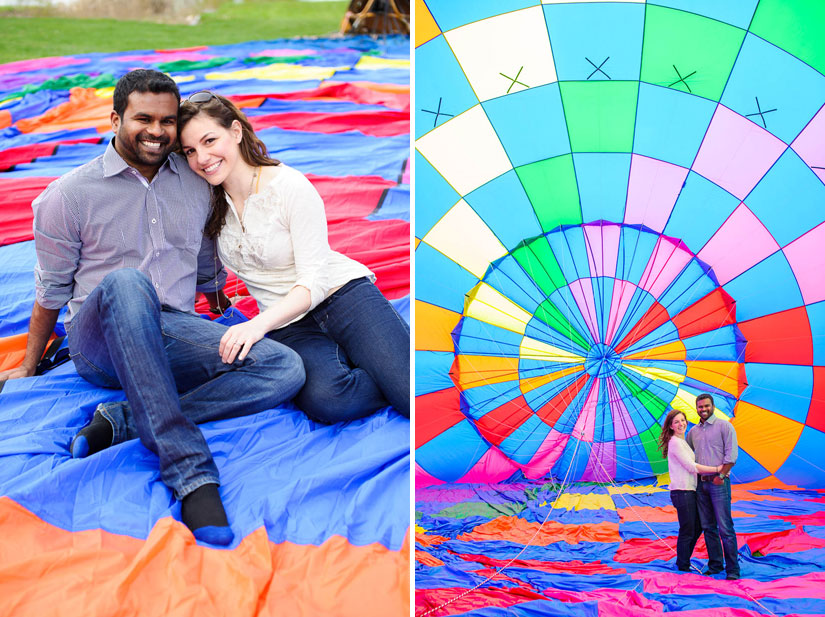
178, 92, 409, 421
658, 408, 721, 572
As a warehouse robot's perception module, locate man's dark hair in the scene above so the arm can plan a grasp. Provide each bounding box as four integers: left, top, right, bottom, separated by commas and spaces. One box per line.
113, 70, 180, 117
696, 393, 715, 408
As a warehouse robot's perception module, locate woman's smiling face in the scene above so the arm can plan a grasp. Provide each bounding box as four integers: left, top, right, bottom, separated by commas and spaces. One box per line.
179, 113, 243, 186
670, 412, 688, 437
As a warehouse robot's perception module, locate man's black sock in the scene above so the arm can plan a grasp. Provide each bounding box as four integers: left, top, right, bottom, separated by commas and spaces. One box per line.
181, 483, 234, 546
70, 410, 114, 458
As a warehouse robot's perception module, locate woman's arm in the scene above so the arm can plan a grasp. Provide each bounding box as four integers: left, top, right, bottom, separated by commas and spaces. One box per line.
251, 285, 311, 332
285, 171, 337, 311
216, 170, 335, 364
202, 289, 232, 314
696, 463, 721, 474
217, 286, 311, 364
670, 439, 720, 475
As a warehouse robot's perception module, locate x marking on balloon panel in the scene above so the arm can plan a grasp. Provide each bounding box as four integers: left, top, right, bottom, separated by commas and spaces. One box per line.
668, 65, 696, 93
420, 97, 454, 128
744, 97, 777, 128
586, 57, 611, 80
500, 66, 528, 94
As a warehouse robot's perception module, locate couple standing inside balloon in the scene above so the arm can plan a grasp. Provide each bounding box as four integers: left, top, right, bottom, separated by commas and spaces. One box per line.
659, 394, 740, 580
0, 69, 409, 545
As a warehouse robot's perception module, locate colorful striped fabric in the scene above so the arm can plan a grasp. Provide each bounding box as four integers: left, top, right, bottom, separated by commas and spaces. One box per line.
416, 478, 825, 616
415, 0, 825, 489
0, 35, 410, 616
415, 1, 825, 614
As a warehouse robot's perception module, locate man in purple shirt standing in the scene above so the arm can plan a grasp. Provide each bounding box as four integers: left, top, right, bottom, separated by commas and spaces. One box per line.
686, 393, 740, 580
0, 70, 305, 546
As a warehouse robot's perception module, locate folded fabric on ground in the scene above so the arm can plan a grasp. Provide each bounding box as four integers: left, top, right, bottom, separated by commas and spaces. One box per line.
415, 478, 825, 616
0, 35, 410, 617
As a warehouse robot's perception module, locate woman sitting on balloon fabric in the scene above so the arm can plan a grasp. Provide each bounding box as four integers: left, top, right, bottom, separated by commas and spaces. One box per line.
178, 91, 410, 422
658, 409, 722, 572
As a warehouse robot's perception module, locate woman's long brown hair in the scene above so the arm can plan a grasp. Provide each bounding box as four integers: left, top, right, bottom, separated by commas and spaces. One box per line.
178, 93, 280, 238
658, 409, 687, 458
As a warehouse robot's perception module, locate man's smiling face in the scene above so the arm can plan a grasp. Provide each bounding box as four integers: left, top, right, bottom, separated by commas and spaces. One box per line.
696, 397, 714, 422
111, 91, 178, 179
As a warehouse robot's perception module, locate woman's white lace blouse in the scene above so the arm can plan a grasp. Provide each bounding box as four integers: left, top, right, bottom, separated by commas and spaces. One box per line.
218, 165, 374, 327
667, 436, 701, 491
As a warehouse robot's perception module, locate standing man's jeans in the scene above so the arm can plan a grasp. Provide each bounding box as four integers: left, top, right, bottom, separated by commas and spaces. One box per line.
670, 489, 702, 571
267, 277, 410, 423
66, 269, 305, 499
696, 477, 739, 577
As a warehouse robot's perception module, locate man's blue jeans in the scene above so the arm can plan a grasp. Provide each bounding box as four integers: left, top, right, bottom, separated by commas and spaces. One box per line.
670, 489, 701, 571
696, 477, 740, 576
66, 269, 305, 499
266, 277, 409, 423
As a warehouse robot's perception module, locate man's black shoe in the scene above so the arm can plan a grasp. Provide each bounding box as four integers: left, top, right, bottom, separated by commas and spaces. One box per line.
704, 568, 723, 575
725, 574, 740, 581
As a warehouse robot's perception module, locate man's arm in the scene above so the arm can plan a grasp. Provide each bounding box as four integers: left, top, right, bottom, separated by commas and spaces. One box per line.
201, 289, 232, 314
712, 462, 735, 485
195, 234, 227, 299
712, 422, 738, 484
0, 302, 60, 381
723, 421, 738, 464
719, 424, 739, 484
1, 179, 76, 383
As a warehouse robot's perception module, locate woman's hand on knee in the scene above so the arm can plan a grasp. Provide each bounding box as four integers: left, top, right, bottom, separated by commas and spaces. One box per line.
219, 319, 269, 364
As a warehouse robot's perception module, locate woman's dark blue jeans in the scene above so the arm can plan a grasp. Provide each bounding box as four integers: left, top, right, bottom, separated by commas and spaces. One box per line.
267, 277, 410, 423
670, 489, 702, 571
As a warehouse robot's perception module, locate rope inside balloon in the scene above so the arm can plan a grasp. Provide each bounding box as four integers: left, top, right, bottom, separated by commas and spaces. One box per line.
418, 430, 782, 617
417, 433, 585, 617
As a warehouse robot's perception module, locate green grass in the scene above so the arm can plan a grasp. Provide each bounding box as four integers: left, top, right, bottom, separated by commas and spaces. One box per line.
0, 0, 349, 65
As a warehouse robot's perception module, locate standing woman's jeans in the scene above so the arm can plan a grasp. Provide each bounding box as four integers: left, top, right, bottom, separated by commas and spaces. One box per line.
267, 277, 410, 422
670, 489, 702, 571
